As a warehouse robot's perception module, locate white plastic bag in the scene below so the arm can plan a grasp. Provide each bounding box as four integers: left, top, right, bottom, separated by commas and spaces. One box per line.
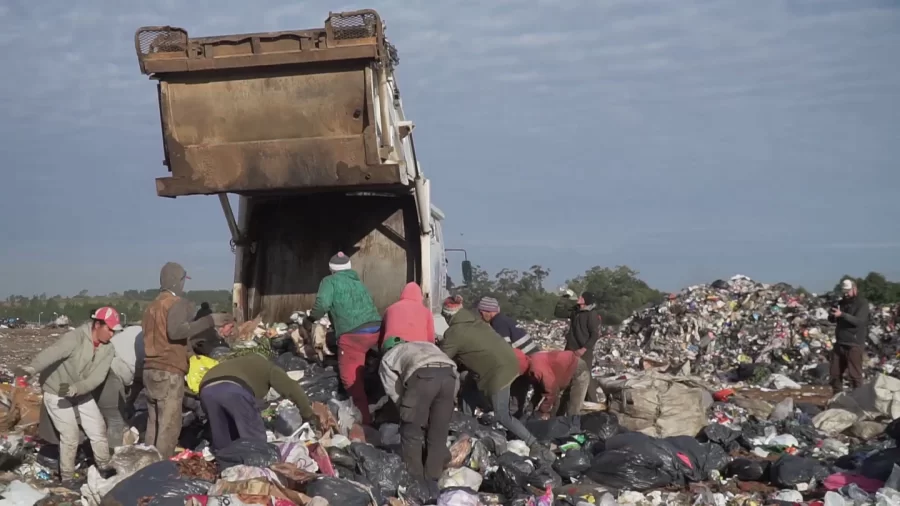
439, 467, 483, 491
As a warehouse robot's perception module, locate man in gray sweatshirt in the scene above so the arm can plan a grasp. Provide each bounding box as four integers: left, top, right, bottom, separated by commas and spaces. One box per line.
379, 336, 458, 482
20, 307, 122, 483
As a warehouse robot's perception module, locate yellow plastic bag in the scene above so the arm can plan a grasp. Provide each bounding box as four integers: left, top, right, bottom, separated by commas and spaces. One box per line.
186, 355, 219, 394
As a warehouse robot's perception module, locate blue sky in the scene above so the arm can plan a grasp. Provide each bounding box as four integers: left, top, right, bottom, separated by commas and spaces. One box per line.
1, 0, 898, 297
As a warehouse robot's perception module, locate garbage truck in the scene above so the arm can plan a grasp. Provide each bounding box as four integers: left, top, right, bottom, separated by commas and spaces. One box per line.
133, 9, 471, 326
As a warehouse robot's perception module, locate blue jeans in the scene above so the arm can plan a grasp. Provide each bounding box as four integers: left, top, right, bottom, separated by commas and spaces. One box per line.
460, 376, 536, 445
199, 381, 266, 451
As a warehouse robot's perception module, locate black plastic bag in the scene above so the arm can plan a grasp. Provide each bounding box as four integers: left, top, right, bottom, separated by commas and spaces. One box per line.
525, 416, 581, 443
449, 412, 479, 435
275, 352, 309, 372
101, 461, 212, 506
861, 448, 900, 481
305, 476, 372, 506
698, 424, 742, 452
405, 477, 440, 505
553, 449, 591, 479
769, 454, 830, 487
215, 438, 280, 473
349, 442, 411, 497
885, 419, 900, 442
327, 446, 358, 469
528, 460, 563, 489
585, 433, 694, 491
711, 279, 729, 289
299, 367, 341, 403
468, 439, 496, 474
491, 452, 536, 498
580, 412, 620, 442
473, 425, 508, 455
726, 458, 770, 482
666, 436, 728, 479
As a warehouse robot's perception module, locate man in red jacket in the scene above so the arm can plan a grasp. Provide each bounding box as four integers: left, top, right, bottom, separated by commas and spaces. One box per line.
382, 282, 435, 345
516, 349, 591, 418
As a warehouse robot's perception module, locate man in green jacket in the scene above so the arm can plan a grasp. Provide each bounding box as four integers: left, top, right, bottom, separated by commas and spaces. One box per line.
439, 296, 546, 456
199, 353, 319, 451
308, 252, 382, 424
19, 307, 122, 483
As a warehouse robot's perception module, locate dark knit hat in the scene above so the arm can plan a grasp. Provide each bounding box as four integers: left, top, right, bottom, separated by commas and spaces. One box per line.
442, 295, 464, 316
582, 291, 597, 306
329, 252, 352, 272
477, 297, 501, 313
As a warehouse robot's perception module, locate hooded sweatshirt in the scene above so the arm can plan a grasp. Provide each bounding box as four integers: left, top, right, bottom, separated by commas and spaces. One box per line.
439, 309, 520, 396
309, 269, 381, 337
527, 350, 581, 414
29, 323, 114, 396
565, 305, 601, 363
382, 282, 435, 344
143, 262, 213, 375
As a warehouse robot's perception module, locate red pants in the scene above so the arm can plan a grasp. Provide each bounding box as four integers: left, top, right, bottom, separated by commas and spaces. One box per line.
337, 330, 381, 425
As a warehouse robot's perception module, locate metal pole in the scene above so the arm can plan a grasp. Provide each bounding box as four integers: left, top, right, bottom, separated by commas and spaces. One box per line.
123, 313, 127, 326
38, 312, 43, 326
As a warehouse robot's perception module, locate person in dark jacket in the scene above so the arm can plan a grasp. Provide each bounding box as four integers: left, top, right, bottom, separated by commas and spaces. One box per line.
477, 297, 539, 355
565, 292, 601, 363
199, 353, 319, 451
439, 296, 549, 459
828, 279, 869, 393
555, 288, 578, 319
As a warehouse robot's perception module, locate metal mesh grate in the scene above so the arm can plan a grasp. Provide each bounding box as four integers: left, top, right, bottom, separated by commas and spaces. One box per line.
330, 12, 378, 40
137, 29, 187, 55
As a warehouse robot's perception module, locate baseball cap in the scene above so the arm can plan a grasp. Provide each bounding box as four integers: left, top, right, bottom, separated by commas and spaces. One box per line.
91, 307, 123, 331
841, 279, 854, 293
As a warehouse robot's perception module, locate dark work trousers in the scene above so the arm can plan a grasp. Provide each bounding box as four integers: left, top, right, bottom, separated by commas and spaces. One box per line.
398, 366, 457, 481
509, 375, 533, 419
830, 344, 864, 393
95, 372, 128, 448
199, 381, 267, 451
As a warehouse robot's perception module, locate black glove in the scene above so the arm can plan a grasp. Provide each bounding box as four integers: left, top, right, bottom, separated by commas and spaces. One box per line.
301, 317, 313, 333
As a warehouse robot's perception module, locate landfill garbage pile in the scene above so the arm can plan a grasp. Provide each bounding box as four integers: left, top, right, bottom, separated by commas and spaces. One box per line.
601, 274, 900, 384
3, 287, 900, 505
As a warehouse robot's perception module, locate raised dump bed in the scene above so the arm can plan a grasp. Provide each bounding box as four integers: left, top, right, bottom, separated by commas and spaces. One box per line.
134, 10, 409, 197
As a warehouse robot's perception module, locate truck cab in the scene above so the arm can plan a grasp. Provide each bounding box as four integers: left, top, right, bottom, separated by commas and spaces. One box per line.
134, 10, 468, 324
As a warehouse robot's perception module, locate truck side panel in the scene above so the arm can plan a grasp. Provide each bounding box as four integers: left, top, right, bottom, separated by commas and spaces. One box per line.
242, 193, 421, 322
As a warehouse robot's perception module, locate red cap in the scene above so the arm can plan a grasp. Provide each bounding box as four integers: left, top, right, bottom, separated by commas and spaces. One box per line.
91, 307, 123, 331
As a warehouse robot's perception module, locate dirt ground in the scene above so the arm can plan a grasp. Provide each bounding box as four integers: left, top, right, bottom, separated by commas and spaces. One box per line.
0, 328, 68, 372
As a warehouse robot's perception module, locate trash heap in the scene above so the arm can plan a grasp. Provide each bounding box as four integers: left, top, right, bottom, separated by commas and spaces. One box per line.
600, 275, 900, 384
3, 280, 900, 505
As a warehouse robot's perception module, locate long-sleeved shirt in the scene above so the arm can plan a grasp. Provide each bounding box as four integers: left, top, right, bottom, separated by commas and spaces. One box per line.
382, 282, 435, 344
490, 313, 538, 355
528, 351, 580, 414
830, 295, 870, 347
29, 324, 114, 396
201, 353, 315, 421
565, 306, 601, 362
309, 270, 382, 337
439, 309, 520, 395
379, 341, 458, 404
109, 326, 144, 386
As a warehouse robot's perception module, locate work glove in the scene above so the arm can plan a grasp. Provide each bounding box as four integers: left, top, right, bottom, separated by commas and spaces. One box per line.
14, 365, 36, 378
58, 383, 77, 397
301, 317, 313, 333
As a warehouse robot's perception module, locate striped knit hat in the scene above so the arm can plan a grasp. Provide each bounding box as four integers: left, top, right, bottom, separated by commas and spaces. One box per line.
477, 296, 501, 313
328, 252, 352, 272
442, 295, 464, 316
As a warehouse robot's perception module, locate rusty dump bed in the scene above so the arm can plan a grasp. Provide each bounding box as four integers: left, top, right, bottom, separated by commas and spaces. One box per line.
135, 10, 404, 197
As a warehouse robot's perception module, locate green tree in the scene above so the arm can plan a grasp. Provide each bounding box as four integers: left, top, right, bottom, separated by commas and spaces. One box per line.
565, 265, 665, 325
835, 272, 900, 306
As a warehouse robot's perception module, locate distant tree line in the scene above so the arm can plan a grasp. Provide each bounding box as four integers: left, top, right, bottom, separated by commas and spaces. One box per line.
3, 270, 897, 326
1, 290, 231, 324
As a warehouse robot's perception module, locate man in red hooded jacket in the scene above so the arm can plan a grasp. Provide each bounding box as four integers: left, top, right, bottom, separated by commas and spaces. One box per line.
382, 282, 435, 345
515, 349, 590, 418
